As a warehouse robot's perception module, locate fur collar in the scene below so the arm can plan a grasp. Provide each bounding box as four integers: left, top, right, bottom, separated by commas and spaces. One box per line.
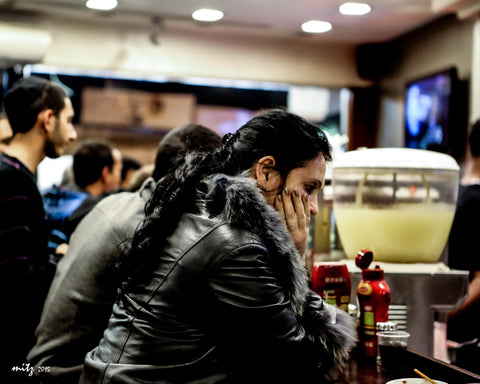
203, 173, 310, 316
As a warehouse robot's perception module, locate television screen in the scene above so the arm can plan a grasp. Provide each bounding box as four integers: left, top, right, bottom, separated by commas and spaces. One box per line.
404, 68, 456, 154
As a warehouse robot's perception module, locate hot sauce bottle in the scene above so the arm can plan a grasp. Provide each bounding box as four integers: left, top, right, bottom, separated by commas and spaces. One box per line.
355, 249, 391, 362
311, 262, 351, 312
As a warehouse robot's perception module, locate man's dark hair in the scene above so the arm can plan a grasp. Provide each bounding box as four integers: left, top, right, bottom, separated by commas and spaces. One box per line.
4, 76, 66, 135
121, 156, 142, 182
152, 124, 222, 181
72, 140, 115, 188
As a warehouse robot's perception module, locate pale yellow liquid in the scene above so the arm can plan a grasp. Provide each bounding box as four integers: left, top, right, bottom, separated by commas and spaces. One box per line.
334, 204, 455, 263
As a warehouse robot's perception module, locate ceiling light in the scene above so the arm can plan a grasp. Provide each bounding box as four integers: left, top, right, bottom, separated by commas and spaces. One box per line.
86, 0, 118, 11
301, 20, 332, 34
339, 2, 371, 16
192, 8, 224, 22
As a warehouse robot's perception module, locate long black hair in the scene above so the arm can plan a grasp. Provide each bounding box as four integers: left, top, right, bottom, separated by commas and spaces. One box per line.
119, 108, 332, 283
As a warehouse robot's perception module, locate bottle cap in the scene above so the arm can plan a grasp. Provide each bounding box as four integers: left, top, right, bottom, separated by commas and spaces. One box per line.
362, 265, 384, 280
355, 248, 373, 270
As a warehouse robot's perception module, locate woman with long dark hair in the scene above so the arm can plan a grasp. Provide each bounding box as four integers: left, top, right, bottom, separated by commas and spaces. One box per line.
81, 108, 356, 383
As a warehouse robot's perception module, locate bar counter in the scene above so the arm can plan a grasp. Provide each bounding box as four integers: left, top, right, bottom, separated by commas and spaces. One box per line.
334, 349, 480, 384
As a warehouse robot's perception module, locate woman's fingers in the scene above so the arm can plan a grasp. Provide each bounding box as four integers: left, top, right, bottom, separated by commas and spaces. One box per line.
278, 187, 310, 257
283, 188, 296, 225
302, 192, 311, 228
281, 188, 309, 229
287, 188, 310, 232
275, 194, 286, 225
292, 188, 307, 225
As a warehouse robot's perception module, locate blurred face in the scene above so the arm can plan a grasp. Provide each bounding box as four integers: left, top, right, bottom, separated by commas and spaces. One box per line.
104, 148, 123, 192
45, 98, 77, 158
264, 153, 326, 216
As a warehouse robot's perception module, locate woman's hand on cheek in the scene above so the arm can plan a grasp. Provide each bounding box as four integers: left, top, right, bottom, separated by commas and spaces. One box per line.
275, 187, 310, 259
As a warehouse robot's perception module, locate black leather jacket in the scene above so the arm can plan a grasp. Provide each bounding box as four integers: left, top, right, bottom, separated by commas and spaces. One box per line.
81, 174, 356, 384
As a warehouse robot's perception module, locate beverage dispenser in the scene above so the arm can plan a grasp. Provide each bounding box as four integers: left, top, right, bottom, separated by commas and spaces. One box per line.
332, 147, 459, 263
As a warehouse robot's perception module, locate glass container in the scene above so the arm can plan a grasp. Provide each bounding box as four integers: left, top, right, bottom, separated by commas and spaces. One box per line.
332, 148, 459, 263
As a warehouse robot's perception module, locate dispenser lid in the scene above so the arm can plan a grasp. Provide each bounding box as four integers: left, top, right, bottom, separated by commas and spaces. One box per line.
356, 248, 373, 270
333, 147, 459, 172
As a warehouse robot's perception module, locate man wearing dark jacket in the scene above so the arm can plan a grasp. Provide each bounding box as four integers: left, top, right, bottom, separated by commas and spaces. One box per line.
0, 76, 77, 381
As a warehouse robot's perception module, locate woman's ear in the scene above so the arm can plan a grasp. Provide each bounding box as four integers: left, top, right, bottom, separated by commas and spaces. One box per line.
255, 155, 276, 183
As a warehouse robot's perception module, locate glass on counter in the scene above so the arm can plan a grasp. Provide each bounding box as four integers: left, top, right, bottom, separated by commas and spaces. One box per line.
377, 330, 410, 373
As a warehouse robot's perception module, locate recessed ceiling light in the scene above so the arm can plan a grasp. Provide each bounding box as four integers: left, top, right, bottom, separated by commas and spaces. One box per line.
301, 20, 332, 34
192, 8, 224, 22
339, 2, 372, 16
86, 0, 118, 11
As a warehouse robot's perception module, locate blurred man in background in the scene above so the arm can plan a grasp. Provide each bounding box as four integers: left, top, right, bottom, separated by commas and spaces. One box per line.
0, 76, 77, 381
62, 139, 123, 238
43, 139, 123, 262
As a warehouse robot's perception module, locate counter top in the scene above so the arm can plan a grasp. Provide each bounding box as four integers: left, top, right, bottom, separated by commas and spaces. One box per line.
334, 349, 480, 384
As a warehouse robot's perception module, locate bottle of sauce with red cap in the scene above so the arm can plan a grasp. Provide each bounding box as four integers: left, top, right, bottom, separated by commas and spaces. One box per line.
356, 249, 391, 362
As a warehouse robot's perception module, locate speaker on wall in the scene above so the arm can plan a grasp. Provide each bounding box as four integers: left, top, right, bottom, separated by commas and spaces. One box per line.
356, 42, 398, 81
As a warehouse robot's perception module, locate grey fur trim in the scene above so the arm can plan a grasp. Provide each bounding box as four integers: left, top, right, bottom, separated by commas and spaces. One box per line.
310, 304, 357, 367
300, 296, 358, 380
205, 173, 309, 316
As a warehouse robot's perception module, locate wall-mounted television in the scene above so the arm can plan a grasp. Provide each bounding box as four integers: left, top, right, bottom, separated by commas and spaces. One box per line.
404, 67, 468, 161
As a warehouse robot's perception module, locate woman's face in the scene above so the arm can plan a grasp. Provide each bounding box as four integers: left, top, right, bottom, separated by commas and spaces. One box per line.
265, 153, 327, 216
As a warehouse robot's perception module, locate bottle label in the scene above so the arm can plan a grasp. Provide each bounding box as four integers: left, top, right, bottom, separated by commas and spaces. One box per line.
364, 311, 375, 327
311, 264, 351, 312
363, 311, 375, 335
357, 282, 373, 295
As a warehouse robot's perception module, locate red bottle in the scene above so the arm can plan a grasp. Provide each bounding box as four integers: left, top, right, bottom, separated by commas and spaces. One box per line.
356, 264, 391, 361
311, 262, 351, 312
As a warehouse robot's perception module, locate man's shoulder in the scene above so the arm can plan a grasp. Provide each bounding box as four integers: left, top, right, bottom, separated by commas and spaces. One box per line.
74, 190, 146, 239
94, 190, 146, 217
0, 156, 39, 200
0, 154, 21, 177
43, 187, 89, 223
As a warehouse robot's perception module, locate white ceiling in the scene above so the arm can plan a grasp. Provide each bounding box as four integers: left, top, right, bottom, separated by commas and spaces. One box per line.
0, 0, 479, 45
